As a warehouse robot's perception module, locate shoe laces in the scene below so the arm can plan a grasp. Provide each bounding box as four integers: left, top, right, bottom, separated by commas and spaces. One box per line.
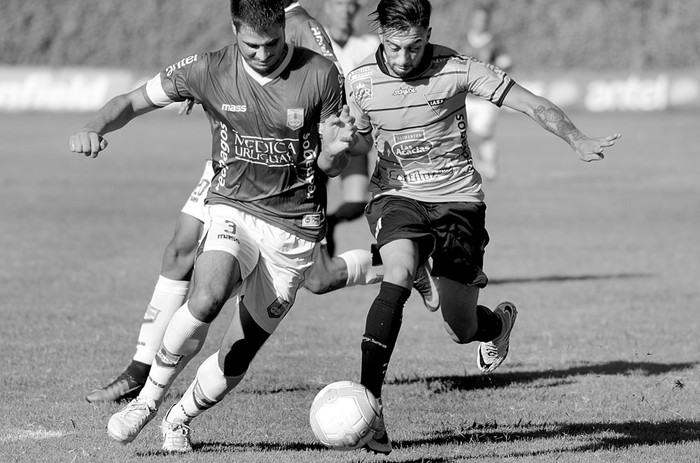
163, 421, 191, 447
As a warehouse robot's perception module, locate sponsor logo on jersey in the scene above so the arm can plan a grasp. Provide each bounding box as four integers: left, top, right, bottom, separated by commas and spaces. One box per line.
165, 54, 198, 77
267, 297, 290, 319
392, 131, 433, 164
221, 103, 247, 112
309, 25, 334, 58
387, 166, 454, 184
287, 108, 304, 130
393, 86, 417, 96
301, 213, 322, 229
351, 77, 373, 102
428, 98, 445, 108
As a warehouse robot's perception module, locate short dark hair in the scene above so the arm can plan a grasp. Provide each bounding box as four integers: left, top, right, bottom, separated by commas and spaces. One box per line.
370, 0, 431, 32
230, 0, 285, 32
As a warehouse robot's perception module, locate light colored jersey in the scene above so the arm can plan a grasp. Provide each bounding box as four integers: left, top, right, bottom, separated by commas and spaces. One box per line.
346, 44, 514, 203
328, 33, 380, 76
144, 44, 343, 241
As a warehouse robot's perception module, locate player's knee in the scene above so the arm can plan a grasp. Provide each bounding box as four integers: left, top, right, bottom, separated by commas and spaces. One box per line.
188, 290, 227, 322
443, 321, 475, 344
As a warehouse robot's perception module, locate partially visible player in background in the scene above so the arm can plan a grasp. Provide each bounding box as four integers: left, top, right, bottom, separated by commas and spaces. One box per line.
83, 0, 384, 405
322, 0, 380, 256
464, 5, 513, 181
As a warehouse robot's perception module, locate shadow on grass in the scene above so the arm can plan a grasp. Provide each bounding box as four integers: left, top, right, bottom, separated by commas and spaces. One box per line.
389, 360, 698, 391
397, 419, 700, 459
141, 419, 699, 459
489, 272, 651, 285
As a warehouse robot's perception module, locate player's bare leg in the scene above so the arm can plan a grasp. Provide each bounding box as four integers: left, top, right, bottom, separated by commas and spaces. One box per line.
86, 213, 202, 403
438, 278, 517, 373
303, 245, 382, 294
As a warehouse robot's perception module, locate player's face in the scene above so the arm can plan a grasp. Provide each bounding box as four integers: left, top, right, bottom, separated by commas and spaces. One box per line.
235, 23, 286, 76
380, 26, 431, 78
326, 0, 360, 30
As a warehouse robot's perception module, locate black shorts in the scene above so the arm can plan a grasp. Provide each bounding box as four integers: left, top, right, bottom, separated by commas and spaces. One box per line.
366, 195, 489, 287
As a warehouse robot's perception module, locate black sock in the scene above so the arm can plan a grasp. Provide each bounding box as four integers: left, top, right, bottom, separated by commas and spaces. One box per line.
472, 305, 503, 342
126, 360, 151, 383
361, 282, 411, 399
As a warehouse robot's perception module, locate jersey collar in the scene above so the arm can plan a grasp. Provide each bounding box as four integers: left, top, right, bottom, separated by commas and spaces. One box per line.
241, 43, 295, 86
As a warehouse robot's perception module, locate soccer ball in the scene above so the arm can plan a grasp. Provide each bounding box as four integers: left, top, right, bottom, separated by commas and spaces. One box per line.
309, 381, 381, 451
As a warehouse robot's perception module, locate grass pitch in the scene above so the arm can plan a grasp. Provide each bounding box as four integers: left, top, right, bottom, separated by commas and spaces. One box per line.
1, 109, 699, 462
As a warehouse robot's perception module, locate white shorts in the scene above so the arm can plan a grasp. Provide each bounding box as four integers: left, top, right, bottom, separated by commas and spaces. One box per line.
466, 97, 498, 138
200, 204, 318, 333
180, 160, 215, 223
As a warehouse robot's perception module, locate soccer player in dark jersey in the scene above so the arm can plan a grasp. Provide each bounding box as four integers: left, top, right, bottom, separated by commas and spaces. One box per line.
81, 0, 386, 405
70, 0, 361, 453
344, 0, 621, 454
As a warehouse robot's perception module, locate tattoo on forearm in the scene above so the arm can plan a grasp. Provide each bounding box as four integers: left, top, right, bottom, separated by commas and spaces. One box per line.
534, 105, 584, 143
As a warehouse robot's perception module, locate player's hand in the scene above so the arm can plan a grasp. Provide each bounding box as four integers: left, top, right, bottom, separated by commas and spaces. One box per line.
178, 99, 195, 116
572, 133, 621, 162
322, 105, 357, 155
69, 130, 108, 158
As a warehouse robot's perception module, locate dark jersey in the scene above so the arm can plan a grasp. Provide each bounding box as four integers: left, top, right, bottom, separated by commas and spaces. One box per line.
285, 2, 337, 64
144, 44, 343, 241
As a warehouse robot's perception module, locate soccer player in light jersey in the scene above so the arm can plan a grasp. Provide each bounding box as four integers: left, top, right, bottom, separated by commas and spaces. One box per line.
344, 0, 621, 454
322, 0, 381, 256
82, 0, 385, 405
70, 0, 361, 452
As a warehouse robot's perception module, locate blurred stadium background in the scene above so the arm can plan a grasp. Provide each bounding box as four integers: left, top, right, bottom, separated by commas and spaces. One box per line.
1, 0, 699, 112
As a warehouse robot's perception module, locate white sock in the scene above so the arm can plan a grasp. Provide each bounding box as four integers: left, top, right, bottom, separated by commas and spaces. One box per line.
166, 352, 245, 424
139, 302, 209, 406
339, 249, 384, 287
133, 276, 190, 365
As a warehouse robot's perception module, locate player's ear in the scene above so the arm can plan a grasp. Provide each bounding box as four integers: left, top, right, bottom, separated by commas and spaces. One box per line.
426, 27, 432, 42
231, 20, 238, 36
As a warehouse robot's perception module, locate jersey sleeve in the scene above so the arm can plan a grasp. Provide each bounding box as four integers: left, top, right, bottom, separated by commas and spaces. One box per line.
293, 19, 338, 64
142, 53, 206, 107
319, 63, 344, 123
457, 56, 515, 107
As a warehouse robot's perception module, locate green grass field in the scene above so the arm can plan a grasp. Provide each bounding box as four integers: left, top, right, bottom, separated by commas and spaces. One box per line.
1, 109, 699, 462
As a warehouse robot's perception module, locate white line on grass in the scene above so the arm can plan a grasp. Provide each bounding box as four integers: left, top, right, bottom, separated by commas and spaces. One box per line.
0, 428, 65, 442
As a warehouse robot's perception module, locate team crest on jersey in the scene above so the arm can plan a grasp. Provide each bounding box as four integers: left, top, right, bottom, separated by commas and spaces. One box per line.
287, 108, 304, 130
267, 297, 291, 319
350, 77, 373, 102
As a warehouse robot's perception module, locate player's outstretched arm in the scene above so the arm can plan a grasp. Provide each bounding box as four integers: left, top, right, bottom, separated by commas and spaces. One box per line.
318, 105, 358, 177
503, 83, 621, 162
69, 86, 157, 158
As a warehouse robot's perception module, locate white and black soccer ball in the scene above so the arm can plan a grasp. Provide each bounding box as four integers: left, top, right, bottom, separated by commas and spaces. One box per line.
309, 380, 381, 451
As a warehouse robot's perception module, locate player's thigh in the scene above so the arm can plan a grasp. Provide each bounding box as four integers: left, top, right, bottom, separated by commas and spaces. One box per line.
439, 277, 480, 343
238, 219, 317, 334
169, 212, 204, 254
189, 250, 243, 322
